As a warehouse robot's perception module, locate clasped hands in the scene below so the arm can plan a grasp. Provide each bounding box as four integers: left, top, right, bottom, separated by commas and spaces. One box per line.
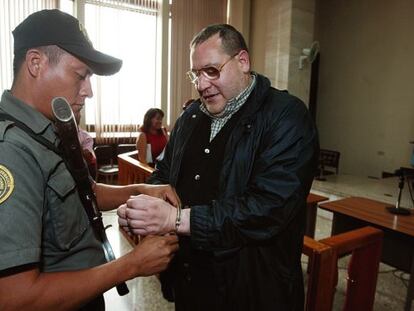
118, 184, 179, 236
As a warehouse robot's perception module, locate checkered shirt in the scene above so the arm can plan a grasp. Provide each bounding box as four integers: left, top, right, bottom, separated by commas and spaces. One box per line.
200, 73, 257, 142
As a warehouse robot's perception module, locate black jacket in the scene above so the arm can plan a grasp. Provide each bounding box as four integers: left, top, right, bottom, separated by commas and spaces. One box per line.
149, 74, 318, 310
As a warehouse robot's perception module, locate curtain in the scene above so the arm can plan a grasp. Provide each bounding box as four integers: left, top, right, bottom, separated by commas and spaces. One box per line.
169, 0, 227, 126
83, 0, 160, 144
86, 0, 158, 13
0, 0, 57, 92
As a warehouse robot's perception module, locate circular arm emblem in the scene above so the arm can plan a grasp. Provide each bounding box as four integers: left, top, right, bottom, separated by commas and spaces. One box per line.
0, 165, 14, 204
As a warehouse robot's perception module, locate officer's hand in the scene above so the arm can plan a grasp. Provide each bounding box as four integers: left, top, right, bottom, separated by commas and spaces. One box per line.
125, 194, 177, 236
131, 234, 179, 276
138, 184, 180, 207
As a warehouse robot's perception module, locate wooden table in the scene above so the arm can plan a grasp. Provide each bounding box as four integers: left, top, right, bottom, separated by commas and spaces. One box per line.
306, 193, 329, 238
319, 197, 414, 311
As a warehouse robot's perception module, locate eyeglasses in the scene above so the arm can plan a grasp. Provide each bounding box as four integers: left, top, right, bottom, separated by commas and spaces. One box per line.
186, 53, 238, 84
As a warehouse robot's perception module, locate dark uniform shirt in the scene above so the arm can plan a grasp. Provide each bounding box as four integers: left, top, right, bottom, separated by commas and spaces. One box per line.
0, 90, 105, 273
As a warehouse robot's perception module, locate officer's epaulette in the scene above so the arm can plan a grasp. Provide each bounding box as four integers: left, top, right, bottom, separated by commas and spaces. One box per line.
0, 113, 60, 155
0, 114, 15, 142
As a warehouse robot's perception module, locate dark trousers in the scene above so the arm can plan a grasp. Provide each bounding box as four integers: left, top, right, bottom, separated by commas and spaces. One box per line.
78, 295, 105, 311
161, 239, 222, 311
173, 261, 222, 311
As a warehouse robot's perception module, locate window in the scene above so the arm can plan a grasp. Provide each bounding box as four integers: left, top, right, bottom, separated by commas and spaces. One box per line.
0, 0, 56, 92
85, 3, 157, 125
1, 0, 226, 141
61, 0, 162, 143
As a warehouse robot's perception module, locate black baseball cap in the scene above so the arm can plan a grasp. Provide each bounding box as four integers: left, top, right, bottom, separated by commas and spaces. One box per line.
12, 9, 122, 76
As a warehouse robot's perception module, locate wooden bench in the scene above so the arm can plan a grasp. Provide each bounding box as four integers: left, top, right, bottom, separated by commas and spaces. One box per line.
118, 150, 154, 185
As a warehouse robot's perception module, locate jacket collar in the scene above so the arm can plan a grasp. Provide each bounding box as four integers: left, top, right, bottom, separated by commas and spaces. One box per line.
238, 72, 271, 122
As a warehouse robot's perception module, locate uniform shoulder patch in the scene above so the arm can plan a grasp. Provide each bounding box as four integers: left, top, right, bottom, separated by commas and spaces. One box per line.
0, 165, 14, 204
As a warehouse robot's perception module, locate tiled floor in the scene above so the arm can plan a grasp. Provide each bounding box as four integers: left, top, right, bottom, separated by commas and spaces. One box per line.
101, 174, 414, 310
312, 174, 413, 208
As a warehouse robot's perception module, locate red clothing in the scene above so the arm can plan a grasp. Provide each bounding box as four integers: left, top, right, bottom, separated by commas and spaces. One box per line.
146, 130, 168, 161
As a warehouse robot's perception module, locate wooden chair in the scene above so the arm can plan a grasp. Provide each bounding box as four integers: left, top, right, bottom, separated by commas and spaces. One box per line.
316, 149, 340, 180
116, 143, 136, 156
303, 226, 383, 311
94, 144, 118, 184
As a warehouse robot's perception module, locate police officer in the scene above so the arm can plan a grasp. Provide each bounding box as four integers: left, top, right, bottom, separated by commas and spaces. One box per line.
0, 9, 178, 310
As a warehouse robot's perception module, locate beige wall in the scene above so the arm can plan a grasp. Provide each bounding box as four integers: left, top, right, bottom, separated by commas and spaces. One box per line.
288, 0, 315, 103
315, 0, 414, 177
249, 0, 414, 177
250, 0, 315, 105
227, 0, 251, 43
250, 0, 292, 90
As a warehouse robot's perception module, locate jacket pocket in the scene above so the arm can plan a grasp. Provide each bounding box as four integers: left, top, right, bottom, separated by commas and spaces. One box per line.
46, 164, 88, 250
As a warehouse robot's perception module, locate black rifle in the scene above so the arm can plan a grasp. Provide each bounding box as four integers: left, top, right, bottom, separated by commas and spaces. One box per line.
51, 97, 129, 296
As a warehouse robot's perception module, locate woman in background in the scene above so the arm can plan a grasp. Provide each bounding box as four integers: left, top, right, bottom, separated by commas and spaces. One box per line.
136, 108, 169, 166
